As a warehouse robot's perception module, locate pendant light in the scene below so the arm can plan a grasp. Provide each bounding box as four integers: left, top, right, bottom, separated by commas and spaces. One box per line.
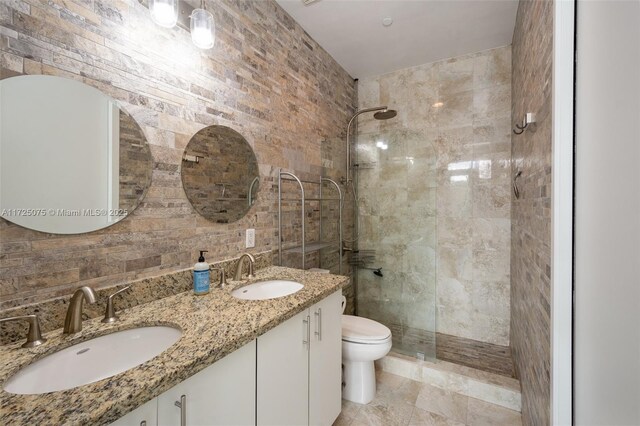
190, 1, 216, 49
149, 0, 178, 28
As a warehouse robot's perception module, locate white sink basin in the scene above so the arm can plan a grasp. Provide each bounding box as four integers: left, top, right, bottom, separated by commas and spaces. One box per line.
231, 280, 303, 300
4, 326, 182, 395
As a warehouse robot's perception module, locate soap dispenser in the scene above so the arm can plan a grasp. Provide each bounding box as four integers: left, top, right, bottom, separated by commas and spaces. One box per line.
193, 250, 210, 295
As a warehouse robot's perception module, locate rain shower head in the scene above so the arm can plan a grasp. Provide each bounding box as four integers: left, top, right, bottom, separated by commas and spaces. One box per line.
344, 106, 399, 186
373, 109, 397, 120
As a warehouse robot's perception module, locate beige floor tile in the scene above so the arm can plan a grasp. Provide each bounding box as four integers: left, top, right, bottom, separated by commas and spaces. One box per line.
339, 371, 520, 426
376, 373, 423, 406
415, 383, 469, 423
351, 393, 415, 426
377, 369, 411, 389
409, 407, 466, 426
466, 398, 522, 426
341, 399, 364, 419
333, 411, 355, 426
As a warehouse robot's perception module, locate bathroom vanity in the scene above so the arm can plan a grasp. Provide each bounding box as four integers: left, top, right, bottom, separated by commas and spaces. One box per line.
0, 267, 347, 426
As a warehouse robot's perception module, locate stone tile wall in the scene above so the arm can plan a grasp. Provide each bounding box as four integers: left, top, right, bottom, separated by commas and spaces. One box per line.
181, 125, 259, 223
118, 109, 153, 213
356, 46, 512, 350
0, 0, 356, 308
510, 0, 553, 425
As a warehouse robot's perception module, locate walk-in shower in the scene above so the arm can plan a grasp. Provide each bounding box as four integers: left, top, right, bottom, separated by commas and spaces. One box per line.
342, 106, 397, 299
342, 105, 437, 361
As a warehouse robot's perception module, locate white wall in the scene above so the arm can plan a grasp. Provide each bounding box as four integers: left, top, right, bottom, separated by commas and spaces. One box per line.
551, 1, 574, 424
575, 1, 640, 424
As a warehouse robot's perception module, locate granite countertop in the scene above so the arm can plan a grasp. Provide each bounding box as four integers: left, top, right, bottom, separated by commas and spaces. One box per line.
0, 266, 348, 425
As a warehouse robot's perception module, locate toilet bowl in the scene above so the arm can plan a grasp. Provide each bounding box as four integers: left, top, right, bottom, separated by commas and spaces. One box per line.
341, 314, 392, 404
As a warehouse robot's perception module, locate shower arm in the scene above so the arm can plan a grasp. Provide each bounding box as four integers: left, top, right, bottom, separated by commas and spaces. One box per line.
345, 106, 388, 184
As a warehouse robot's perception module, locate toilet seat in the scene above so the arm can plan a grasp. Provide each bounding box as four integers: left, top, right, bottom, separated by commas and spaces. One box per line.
342, 315, 392, 344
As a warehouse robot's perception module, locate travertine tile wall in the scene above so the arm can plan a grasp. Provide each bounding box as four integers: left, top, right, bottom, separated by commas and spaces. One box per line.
0, 0, 356, 308
510, 0, 553, 425
356, 46, 512, 349
118, 109, 153, 212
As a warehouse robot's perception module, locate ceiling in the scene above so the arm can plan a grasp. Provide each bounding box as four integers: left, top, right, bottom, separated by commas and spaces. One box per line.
275, 0, 518, 78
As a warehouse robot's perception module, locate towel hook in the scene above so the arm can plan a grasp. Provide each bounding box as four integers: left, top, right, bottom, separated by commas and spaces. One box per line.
513, 113, 536, 135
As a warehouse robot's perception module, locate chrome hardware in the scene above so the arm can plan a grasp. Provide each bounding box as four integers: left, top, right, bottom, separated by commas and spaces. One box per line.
314, 308, 322, 341
174, 394, 186, 426
248, 176, 259, 206
211, 267, 227, 288
0, 314, 47, 348
140, 421, 147, 426
513, 112, 536, 135
102, 285, 131, 323
303, 315, 310, 349
234, 253, 255, 281
63, 286, 97, 334
513, 170, 523, 199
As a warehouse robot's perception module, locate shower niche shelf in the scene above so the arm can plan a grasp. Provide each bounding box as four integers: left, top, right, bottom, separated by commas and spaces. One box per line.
278, 169, 343, 273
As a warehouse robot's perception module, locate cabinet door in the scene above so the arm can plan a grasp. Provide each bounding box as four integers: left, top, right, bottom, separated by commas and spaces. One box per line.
257, 308, 310, 426
157, 340, 256, 426
109, 397, 157, 426
309, 290, 342, 426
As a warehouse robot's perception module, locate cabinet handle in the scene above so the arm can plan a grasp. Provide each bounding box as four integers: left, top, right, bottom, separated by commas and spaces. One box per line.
140, 422, 146, 426
174, 394, 186, 426
303, 315, 310, 349
314, 308, 322, 341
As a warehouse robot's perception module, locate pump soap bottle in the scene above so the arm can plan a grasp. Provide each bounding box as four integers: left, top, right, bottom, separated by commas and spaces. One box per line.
193, 250, 210, 295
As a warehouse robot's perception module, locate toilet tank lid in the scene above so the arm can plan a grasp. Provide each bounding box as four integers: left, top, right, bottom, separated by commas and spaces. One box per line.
342, 315, 392, 341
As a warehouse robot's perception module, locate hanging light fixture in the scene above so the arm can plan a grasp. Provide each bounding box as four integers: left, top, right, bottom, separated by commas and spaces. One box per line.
190, 2, 215, 49
150, 0, 178, 28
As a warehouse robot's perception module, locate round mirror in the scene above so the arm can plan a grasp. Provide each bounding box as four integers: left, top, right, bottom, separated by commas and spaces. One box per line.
0, 75, 152, 234
181, 125, 259, 223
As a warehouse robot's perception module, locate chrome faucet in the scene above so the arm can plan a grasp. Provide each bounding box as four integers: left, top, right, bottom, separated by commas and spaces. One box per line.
0, 314, 47, 348
63, 286, 97, 334
234, 253, 256, 281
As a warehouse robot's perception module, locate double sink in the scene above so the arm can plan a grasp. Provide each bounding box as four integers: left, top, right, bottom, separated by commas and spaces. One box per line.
4, 277, 303, 395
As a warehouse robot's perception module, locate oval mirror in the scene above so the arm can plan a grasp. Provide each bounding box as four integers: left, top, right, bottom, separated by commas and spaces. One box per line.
0, 75, 152, 234
181, 125, 259, 223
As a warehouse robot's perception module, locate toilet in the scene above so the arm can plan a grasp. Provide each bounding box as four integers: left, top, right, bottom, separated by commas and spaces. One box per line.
341, 314, 392, 404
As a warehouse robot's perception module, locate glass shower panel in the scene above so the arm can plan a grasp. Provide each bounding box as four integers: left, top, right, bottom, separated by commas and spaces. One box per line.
355, 129, 437, 360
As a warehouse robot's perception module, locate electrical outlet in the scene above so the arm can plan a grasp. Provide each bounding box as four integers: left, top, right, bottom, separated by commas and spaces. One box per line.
245, 228, 255, 248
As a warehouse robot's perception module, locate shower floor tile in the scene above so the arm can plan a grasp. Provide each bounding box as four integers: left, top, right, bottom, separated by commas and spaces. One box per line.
333, 370, 522, 426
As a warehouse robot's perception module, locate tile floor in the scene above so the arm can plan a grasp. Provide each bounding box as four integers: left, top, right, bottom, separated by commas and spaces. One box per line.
333, 370, 523, 426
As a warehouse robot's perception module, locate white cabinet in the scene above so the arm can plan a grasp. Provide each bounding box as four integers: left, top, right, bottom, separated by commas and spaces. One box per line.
111, 290, 341, 426
257, 290, 342, 426
256, 308, 310, 426
109, 397, 157, 426
309, 291, 342, 426
157, 340, 256, 426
